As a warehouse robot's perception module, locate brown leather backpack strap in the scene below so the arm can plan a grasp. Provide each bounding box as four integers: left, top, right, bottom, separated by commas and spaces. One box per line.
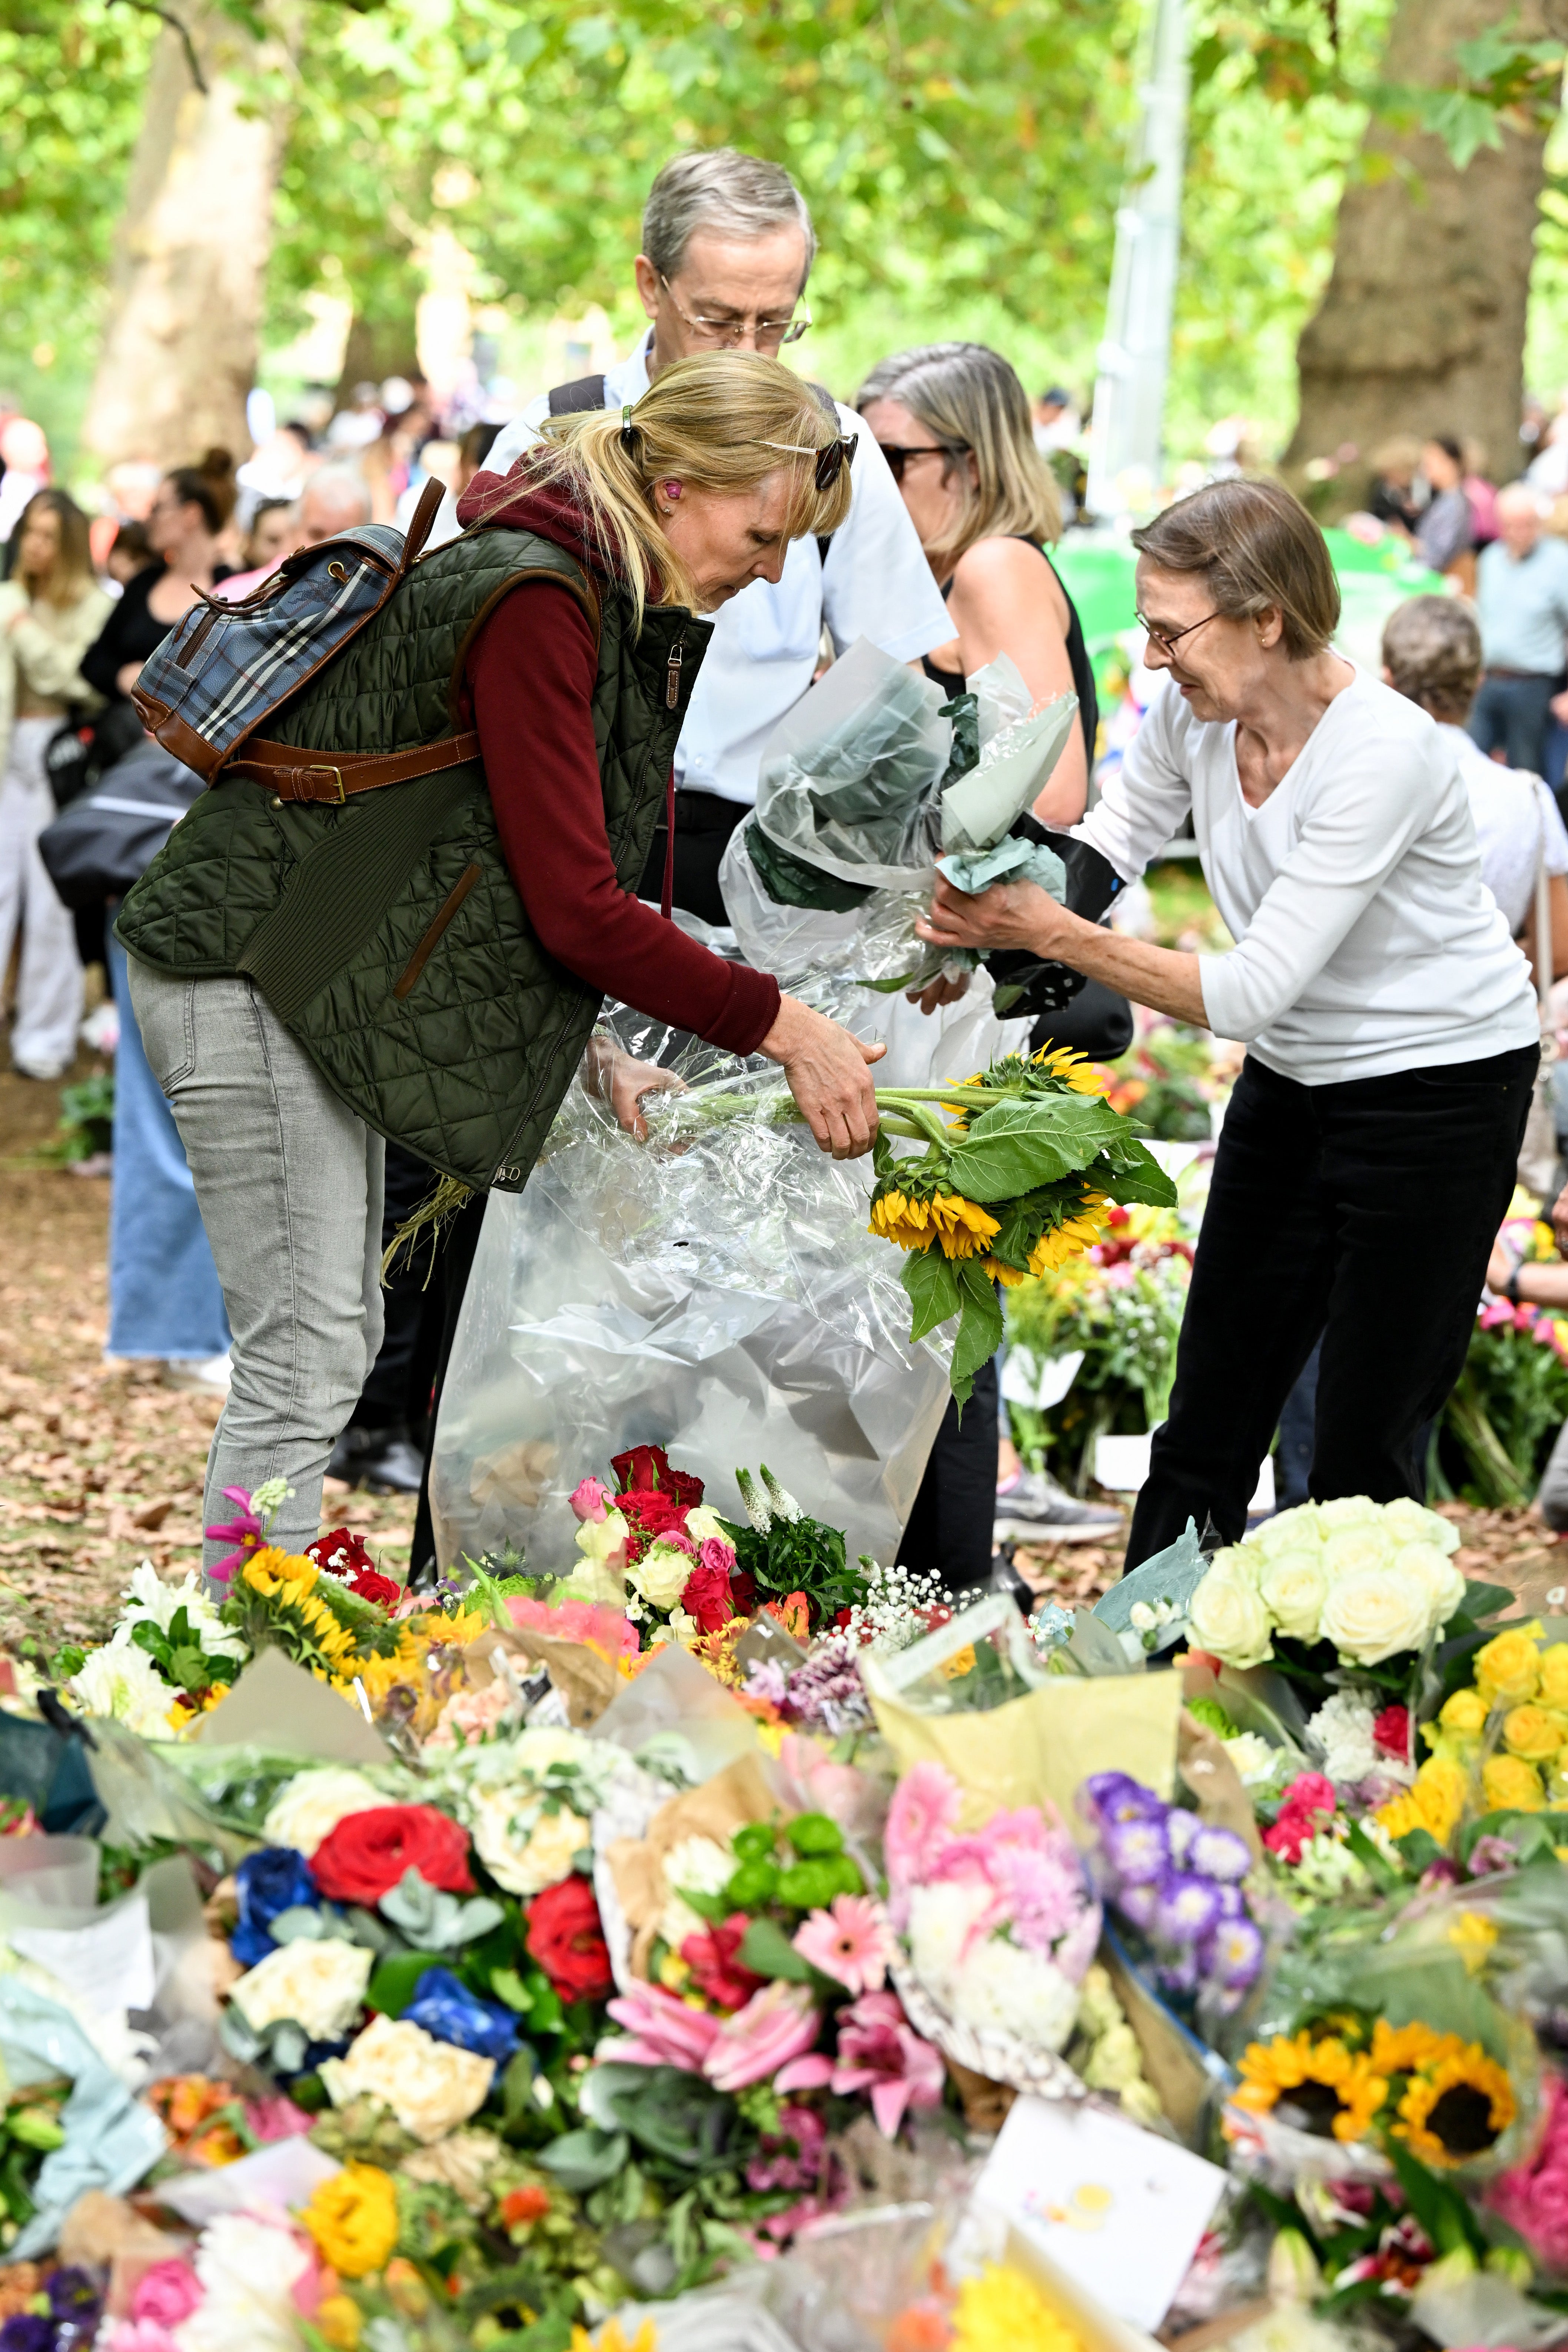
397, 477, 449, 577
223, 730, 481, 804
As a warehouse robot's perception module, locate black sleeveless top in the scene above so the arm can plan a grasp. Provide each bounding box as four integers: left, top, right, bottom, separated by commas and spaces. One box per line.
922, 538, 1098, 769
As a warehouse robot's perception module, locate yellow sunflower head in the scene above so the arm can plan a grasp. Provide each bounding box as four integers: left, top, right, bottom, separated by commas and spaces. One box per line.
1032, 1042, 1110, 1096
868, 1190, 937, 1253
1233, 2032, 1388, 2144
927, 1192, 1001, 1258
1394, 2045, 1515, 2168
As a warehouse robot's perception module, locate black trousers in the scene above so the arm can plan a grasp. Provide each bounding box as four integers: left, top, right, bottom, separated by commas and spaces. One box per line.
1126, 1044, 1537, 1568
900, 1357, 1000, 1593
634, 789, 746, 928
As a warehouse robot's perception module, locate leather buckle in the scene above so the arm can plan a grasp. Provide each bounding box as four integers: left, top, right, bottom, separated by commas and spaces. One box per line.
302, 764, 345, 805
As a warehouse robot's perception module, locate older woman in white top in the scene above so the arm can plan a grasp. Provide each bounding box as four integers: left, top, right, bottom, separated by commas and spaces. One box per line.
918, 477, 1541, 1567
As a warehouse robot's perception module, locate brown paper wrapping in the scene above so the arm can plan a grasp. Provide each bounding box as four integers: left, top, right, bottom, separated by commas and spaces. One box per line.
605, 1751, 780, 1980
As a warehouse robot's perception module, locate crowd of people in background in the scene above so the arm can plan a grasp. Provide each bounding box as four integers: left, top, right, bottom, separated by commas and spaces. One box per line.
14, 145, 1568, 1585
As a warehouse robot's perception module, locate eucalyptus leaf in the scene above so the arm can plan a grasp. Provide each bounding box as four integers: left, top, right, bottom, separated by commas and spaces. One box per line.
901, 1243, 961, 1341
269, 1905, 334, 1944
379, 1866, 504, 1950
536, 2126, 630, 2192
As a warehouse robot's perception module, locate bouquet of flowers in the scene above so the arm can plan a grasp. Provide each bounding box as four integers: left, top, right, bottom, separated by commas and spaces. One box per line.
1232, 2007, 1521, 2176
1079, 1771, 1263, 2016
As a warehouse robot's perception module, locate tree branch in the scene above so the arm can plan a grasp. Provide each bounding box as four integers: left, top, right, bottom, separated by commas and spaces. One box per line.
109, 0, 207, 92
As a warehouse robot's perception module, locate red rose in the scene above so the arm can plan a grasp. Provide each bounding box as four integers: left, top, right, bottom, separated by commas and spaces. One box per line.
617, 1488, 691, 1539
311, 1804, 474, 1904
611, 1444, 704, 1509
680, 1560, 734, 1634
348, 1568, 402, 1610
1372, 1704, 1411, 1761
307, 1528, 378, 1579
729, 1566, 757, 1618
525, 1876, 614, 2003
680, 1914, 764, 2010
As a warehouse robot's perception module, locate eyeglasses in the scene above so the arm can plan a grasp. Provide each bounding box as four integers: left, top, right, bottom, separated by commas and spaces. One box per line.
1135, 607, 1223, 657
758, 433, 860, 492
874, 441, 970, 486
659, 273, 811, 352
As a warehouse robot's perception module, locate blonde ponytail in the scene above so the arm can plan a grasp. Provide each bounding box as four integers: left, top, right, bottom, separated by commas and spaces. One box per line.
470, 353, 854, 628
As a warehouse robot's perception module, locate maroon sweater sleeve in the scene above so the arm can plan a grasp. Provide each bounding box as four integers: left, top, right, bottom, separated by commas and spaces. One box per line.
467, 580, 781, 1054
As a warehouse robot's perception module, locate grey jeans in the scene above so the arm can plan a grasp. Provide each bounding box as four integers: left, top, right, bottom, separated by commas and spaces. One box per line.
128, 960, 385, 1570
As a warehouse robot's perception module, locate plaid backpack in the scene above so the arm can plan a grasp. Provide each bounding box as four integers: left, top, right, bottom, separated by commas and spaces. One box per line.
131, 480, 469, 799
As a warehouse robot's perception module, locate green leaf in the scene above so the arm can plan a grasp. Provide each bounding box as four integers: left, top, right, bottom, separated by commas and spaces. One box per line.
952, 1261, 1005, 1400
737, 1916, 814, 1981
901, 1244, 961, 1342
1342, 1818, 1400, 1893
1386, 2138, 1486, 2257
1459, 1581, 1514, 1624
1096, 1138, 1179, 1207
948, 1096, 1124, 1200
1392, 1827, 1443, 1875
536, 2126, 629, 2191
489, 1966, 531, 2012
365, 1950, 447, 2016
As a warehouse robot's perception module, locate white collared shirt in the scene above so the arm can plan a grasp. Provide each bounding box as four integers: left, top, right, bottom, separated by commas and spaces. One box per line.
430, 335, 952, 805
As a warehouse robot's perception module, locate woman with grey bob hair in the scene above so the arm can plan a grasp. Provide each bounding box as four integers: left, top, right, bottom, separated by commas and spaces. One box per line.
858, 341, 1095, 823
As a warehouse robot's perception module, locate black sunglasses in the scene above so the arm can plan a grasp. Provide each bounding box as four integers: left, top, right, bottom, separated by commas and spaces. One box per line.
760, 432, 860, 492
875, 440, 970, 485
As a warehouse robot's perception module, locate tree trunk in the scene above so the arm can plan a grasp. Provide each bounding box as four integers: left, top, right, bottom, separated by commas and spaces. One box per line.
1283, 0, 1554, 501
333, 300, 422, 410
81, 3, 292, 474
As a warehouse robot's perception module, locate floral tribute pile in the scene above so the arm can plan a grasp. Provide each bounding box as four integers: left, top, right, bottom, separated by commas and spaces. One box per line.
11, 1469, 1568, 2352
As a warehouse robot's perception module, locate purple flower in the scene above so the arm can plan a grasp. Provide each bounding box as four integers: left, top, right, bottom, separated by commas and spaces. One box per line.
1, 2321, 54, 2352
1213, 1881, 1245, 1920
1166, 1807, 1199, 1864
48, 2275, 101, 2326
1467, 1835, 1520, 1878
1189, 1824, 1252, 1884
1202, 1914, 1265, 1991
1083, 1772, 1166, 1826
1102, 1812, 1171, 1885
1156, 1946, 1201, 1996
1114, 1878, 1162, 1931
1155, 1872, 1222, 1945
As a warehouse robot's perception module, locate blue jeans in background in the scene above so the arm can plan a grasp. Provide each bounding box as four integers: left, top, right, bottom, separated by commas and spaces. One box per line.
107, 931, 230, 1363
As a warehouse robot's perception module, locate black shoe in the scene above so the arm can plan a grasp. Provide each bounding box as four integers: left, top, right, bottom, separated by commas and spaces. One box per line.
327, 1421, 425, 1494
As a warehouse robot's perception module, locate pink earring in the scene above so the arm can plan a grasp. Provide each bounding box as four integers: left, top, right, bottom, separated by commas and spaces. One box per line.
662, 481, 682, 500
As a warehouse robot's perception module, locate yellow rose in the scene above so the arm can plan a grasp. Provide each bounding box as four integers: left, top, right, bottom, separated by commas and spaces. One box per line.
316, 2296, 362, 2351
1539, 1646, 1568, 1707
1375, 1755, 1466, 1848
1503, 1704, 1568, 1762
301, 2161, 399, 2278
1482, 1752, 1545, 1814
1475, 1626, 1544, 1707
1439, 1688, 1489, 1735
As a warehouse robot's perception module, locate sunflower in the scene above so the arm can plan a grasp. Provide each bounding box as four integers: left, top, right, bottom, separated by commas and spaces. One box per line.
1393, 2044, 1515, 2168
869, 1191, 938, 1253
1233, 2031, 1389, 2143
1032, 1042, 1110, 1097
1369, 2019, 1457, 2077
1027, 1197, 1111, 1276
927, 1193, 1003, 1258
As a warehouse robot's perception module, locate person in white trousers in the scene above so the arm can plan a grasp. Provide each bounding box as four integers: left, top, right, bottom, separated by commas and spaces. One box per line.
0, 491, 111, 1079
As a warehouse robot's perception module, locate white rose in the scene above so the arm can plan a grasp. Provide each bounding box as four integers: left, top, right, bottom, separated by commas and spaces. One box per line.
1392, 1541, 1466, 1636
69, 1635, 180, 1739
319, 2011, 493, 2144
262, 1767, 384, 1857
1259, 1549, 1329, 1643
1318, 1563, 1432, 1666
227, 1937, 372, 2041
627, 1540, 694, 1611
683, 1506, 730, 1545
1187, 1568, 1274, 1669
952, 1938, 1079, 2052
1246, 1504, 1324, 1558
1207, 1544, 1263, 1588
1382, 1496, 1461, 1558
470, 1787, 588, 1894
660, 1833, 736, 1949
1317, 1495, 1385, 1531
1222, 1732, 1286, 1788
575, 1508, 629, 1566
1321, 1525, 1395, 1582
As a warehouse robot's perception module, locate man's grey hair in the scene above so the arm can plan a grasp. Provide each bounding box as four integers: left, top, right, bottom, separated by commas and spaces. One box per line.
641, 149, 816, 287
301, 467, 372, 530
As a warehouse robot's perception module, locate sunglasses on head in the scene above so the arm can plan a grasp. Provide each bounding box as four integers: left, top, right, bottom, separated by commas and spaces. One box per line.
758, 432, 860, 492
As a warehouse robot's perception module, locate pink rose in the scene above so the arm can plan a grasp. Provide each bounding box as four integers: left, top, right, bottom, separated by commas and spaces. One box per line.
131, 2262, 203, 2329
698, 1535, 737, 1577
570, 1477, 609, 1523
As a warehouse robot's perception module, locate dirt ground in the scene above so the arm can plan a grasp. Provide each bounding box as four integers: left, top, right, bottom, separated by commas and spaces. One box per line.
1, 1056, 1561, 1651
0, 1055, 416, 1652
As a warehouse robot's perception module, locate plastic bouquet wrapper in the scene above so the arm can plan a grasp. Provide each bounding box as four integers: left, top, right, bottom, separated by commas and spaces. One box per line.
428, 998, 953, 1578
720, 636, 1084, 1008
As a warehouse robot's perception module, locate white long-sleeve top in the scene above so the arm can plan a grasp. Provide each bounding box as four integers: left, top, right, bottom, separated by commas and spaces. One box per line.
1076, 668, 1539, 1086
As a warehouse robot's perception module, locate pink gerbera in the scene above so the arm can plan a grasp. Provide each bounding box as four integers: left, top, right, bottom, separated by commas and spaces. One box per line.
791, 1894, 896, 1996
884, 1761, 962, 1890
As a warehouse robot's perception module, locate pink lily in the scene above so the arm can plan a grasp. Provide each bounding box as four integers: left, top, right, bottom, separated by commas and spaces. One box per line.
828, 1989, 946, 2139
204, 1485, 266, 1585
703, 1981, 821, 2094
599, 1982, 723, 2073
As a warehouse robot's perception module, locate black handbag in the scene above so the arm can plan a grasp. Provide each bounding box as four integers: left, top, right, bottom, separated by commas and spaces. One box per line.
37, 737, 204, 908
44, 699, 148, 810
982, 817, 1135, 1058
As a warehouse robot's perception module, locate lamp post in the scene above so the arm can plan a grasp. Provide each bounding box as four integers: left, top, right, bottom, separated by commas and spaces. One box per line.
1085, 0, 1190, 521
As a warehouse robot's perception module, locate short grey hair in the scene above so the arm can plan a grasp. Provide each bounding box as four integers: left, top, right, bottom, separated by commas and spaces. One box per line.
1381, 593, 1481, 725
641, 149, 815, 287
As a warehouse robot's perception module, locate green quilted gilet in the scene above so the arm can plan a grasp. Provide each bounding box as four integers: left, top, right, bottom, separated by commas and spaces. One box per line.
116, 525, 710, 1192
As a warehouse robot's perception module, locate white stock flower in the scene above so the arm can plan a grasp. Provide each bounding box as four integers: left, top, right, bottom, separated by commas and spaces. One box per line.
320, 2012, 493, 2143
262, 1766, 383, 1857
660, 1834, 735, 1950
228, 1937, 372, 2041
174, 2212, 311, 2352
1321, 1525, 1396, 1583
1306, 1690, 1381, 1785
1319, 1563, 1431, 1665
470, 1788, 587, 1895
627, 1541, 694, 1611
1258, 1550, 1329, 1643
1381, 1496, 1461, 1557
1392, 1542, 1466, 1635
1187, 1568, 1274, 1669
121, 1562, 246, 1659
69, 1636, 180, 1738
951, 1938, 1079, 2051
907, 1879, 995, 2011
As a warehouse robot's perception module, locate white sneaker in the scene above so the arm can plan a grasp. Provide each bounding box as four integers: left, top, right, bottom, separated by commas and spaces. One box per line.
995, 1468, 1123, 1545
11, 1054, 71, 1081
161, 1353, 232, 1396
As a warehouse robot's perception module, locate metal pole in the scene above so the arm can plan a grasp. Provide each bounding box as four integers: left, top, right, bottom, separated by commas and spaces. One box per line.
1085, 0, 1190, 520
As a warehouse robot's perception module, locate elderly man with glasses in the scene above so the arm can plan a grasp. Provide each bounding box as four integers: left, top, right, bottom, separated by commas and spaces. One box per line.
435, 146, 950, 923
